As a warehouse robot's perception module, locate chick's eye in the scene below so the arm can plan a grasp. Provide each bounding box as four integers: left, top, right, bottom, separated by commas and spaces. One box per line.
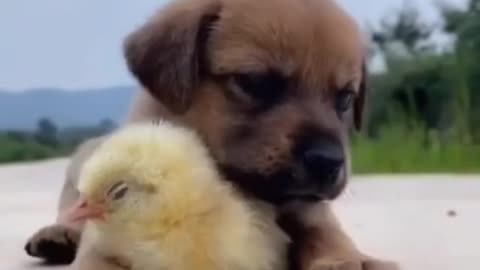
229, 72, 285, 104
107, 182, 129, 201
335, 89, 355, 115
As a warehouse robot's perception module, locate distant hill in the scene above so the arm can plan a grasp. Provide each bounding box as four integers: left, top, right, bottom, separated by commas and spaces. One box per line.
0, 86, 136, 130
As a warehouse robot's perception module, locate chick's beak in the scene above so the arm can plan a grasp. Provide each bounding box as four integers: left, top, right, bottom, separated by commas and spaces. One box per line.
67, 198, 106, 223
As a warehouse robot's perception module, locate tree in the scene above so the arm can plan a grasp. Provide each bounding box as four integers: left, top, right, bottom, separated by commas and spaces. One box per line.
35, 118, 58, 147
365, 3, 453, 137
98, 118, 117, 133
371, 2, 434, 57
439, 0, 480, 142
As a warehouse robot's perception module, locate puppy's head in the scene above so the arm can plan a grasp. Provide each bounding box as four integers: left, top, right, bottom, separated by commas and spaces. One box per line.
124, 0, 367, 204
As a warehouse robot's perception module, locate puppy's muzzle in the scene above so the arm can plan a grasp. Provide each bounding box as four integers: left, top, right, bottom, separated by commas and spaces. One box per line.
302, 141, 344, 187
218, 138, 347, 204
288, 138, 346, 200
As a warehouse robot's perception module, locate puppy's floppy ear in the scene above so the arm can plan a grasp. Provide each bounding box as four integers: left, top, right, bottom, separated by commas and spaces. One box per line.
354, 61, 368, 131
123, 0, 221, 114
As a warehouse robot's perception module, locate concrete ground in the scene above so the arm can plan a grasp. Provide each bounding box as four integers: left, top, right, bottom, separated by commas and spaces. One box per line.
1, 158, 479, 270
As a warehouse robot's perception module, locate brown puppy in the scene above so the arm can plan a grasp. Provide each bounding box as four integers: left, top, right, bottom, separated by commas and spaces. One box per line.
25, 0, 398, 269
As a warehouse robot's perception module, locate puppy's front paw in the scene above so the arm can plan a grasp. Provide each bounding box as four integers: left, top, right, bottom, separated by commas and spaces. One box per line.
25, 224, 80, 264
360, 259, 400, 270
310, 258, 400, 270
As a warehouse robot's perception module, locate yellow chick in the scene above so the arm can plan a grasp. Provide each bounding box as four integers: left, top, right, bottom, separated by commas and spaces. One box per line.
66, 121, 289, 270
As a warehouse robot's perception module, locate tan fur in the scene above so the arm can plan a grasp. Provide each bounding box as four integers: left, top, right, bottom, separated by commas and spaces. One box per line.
25, 0, 399, 269
122, 0, 365, 181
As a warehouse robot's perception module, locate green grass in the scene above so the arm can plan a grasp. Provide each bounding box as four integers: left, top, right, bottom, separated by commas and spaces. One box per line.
0, 125, 109, 164
1, 127, 479, 174
351, 126, 480, 174
0, 136, 63, 164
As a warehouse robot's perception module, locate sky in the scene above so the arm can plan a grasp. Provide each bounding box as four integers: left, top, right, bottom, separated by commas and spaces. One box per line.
0, 0, 467, 91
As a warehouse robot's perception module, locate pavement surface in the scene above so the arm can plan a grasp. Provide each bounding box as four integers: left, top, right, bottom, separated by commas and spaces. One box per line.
1, 158, 479, 270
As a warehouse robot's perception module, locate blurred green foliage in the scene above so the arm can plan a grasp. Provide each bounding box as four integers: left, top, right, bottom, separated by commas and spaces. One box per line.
1, 1, 479, 173
351, 123, 480, 174
0, 135, 56, 163
0, 118, 116, 164
351, 0, 480, 173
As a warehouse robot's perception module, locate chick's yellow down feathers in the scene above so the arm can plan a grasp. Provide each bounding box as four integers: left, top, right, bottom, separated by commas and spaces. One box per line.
75, 121, 289, 270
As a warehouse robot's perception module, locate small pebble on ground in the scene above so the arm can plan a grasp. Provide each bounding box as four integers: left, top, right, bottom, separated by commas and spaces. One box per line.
447, 209, 457, 217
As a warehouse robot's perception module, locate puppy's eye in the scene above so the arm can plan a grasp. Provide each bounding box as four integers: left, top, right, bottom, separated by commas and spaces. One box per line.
107, 182, 129, 201
229, 72, 286, 106
335, 89, 355, 115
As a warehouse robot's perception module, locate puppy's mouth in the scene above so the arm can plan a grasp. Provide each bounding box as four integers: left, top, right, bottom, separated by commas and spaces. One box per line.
281, 191, 326, 201
219, 165, 343, 205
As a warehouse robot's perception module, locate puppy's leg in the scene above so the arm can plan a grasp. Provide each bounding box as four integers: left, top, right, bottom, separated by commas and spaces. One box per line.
279, 202, 400, 270
24, 136, 108, 264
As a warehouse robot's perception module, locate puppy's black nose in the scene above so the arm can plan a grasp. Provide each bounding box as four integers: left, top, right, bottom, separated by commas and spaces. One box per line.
301, 141, 344, 185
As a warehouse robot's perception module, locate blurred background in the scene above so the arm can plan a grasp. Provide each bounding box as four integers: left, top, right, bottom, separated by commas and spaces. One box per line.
0, 0, 478, 174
